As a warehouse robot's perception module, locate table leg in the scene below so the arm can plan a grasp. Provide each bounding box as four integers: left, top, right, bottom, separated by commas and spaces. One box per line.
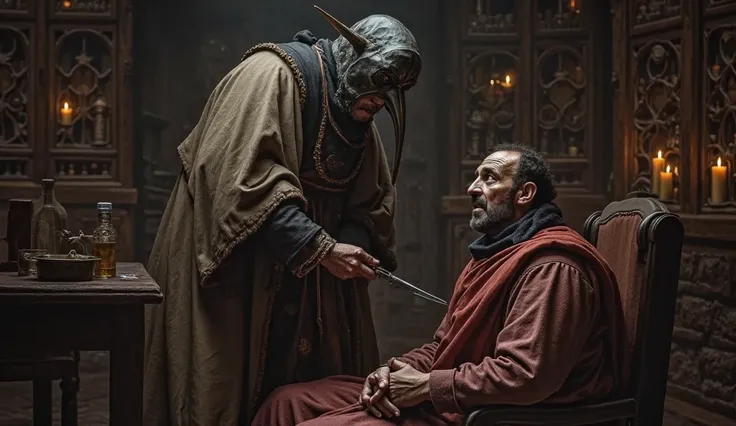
32, 379, 52, 426
109, 306, 144, 426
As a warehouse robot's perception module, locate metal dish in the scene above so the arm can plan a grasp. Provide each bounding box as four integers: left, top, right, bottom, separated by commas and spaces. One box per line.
35, 249, 100, 281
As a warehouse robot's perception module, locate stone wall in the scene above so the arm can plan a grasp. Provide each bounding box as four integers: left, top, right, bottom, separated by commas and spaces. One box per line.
667, 248, 736, 424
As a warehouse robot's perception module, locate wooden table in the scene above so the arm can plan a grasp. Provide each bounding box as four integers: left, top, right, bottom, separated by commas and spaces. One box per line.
0, 263, 163, 426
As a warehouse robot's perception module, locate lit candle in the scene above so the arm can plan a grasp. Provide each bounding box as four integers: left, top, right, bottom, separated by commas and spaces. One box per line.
660, 165, 674, 201
60, 102, 73, 126
652, 150, 665, 195
501, 74, 512, 88
711, 157, 728, 204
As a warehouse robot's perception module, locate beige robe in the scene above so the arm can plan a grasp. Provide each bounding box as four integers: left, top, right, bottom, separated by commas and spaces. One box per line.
142, 50, 397, 426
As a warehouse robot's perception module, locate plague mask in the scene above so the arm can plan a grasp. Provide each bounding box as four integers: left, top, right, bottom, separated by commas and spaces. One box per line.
316, 5, 422, 183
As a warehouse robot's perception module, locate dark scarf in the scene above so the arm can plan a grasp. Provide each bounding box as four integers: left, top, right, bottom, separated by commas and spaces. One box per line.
468, 202, 565, 260
291, 30, 371, 141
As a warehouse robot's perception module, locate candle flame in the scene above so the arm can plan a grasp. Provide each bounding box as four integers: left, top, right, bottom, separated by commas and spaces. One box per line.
666, 165, 671, 173
63, 102, 69, 110
717, 157, 722, 167
489, 79, 494, 86
657, 150, 662, 159
505, 74, 511, 85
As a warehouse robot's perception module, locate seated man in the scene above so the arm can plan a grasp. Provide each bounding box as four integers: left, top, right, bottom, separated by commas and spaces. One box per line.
252, 143, 629, 426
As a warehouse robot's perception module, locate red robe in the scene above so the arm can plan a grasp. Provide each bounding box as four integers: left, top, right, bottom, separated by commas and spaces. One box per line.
252, 226, 629, 425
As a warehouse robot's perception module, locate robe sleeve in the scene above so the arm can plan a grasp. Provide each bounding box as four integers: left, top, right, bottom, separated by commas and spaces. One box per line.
176, 50, 334, 286
256, 201, 339, 278
340, 126, 398, 271
258, 202, 322, 264
428, 262, 596, 414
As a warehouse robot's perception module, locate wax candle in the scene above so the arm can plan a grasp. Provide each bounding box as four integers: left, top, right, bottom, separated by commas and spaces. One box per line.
60, 102, 73, 126
711, 157, 727, 205
660, 165, 674, 201
501, 74, 512, 88
652, 150, 665, 195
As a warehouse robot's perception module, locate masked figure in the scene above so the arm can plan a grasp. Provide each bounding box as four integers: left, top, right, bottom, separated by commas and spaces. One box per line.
142, 7, 421, 425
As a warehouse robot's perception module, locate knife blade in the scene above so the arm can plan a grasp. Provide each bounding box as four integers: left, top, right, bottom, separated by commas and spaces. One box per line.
374, 267, 448, 306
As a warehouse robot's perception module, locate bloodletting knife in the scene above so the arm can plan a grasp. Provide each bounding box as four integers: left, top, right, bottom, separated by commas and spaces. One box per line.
373, 267, 448, 306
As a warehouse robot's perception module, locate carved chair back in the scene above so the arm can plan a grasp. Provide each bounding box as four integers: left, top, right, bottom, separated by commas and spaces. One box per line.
583, 197, 684, 426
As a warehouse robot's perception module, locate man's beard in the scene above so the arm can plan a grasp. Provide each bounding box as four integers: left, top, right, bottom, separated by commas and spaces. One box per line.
469, 190, 515, 235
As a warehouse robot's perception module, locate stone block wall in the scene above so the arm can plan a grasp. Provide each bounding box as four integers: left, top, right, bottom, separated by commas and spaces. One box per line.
668, 249, 736, 423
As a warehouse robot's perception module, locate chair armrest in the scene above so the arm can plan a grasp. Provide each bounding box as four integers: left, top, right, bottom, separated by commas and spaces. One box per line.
464, 398, 637, 425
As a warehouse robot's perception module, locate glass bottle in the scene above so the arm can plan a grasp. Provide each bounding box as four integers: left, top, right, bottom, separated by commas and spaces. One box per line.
31, 179, 68, 253
92, 202, 117, 278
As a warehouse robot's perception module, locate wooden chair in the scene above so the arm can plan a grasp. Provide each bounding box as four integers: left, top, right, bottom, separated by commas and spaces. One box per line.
0, 350, 79, 425
465, 197, 684, 425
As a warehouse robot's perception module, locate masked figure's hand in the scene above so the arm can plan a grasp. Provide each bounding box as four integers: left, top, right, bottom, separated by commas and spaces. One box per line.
320, 243, 378, 280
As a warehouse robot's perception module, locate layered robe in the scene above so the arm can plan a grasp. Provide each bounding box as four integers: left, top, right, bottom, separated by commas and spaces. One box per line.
143, 33, 398, 426
253, 205, 630, 426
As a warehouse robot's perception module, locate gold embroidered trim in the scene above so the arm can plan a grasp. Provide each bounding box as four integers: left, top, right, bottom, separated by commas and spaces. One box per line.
199, 189, 307, 287
314, 45, 364, 149
241, 43, 307, 110
312, 45, 367, 185
292, 230, 336, 278
250, 264, 283, 412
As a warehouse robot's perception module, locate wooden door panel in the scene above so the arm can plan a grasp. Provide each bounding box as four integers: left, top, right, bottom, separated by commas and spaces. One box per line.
443, 0, 610, 281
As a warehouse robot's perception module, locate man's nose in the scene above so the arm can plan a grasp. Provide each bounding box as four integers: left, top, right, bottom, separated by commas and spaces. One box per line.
467, 180, 482, 196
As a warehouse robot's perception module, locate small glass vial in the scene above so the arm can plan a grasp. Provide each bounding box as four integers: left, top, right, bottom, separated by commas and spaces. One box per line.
92, 202, 116, 278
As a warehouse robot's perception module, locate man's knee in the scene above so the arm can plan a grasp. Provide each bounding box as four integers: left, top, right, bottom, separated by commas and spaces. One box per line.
263, 381, 313, 406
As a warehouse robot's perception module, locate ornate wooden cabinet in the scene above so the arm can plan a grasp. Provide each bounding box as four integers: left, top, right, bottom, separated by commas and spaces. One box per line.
612, 0, 736, 423
443, 0, 613, 280
0, 0, 135, 260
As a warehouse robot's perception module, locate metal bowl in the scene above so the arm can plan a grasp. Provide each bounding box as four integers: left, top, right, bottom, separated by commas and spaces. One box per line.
35, 250, 100, 281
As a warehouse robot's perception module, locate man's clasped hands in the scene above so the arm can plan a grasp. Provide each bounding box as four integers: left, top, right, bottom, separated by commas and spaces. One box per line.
358, 358, 431, 419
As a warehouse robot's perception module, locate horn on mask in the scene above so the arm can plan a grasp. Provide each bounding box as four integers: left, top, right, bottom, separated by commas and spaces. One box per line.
314, 5, 370, 54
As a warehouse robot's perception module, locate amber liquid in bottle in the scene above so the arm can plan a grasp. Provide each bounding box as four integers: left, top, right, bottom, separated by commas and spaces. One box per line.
93, 242, 117, 278
92, 202, 116, 279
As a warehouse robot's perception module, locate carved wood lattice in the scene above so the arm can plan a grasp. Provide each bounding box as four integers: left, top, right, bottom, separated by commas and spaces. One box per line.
445, 0, 608, 283
704, 24, 736, 208
0, 23, 33, 180
463, 48, 519, 174
0, 0, 135, 260
631, 39, 682, 204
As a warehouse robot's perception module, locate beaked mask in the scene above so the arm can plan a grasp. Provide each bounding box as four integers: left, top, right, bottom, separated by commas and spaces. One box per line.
315, 6, 422, 183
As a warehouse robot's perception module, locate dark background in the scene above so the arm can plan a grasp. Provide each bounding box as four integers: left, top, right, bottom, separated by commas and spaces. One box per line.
0, 0, 734, 425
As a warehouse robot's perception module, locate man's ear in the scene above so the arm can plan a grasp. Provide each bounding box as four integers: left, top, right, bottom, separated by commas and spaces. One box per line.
516, 182, 537, 207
